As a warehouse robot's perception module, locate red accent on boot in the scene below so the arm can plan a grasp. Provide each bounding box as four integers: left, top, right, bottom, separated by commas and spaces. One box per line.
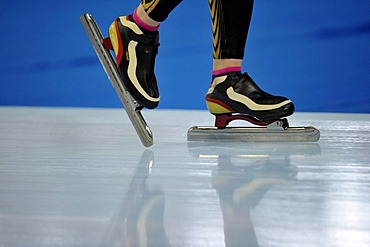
214, 114, 274, 128
103, 37, 113, 50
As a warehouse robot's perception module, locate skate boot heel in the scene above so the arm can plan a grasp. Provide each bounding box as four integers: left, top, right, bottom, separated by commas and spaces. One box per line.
103, 37, 113, 50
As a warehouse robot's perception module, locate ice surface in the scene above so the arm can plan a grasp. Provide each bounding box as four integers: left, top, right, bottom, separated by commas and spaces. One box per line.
0, 107, 369, 246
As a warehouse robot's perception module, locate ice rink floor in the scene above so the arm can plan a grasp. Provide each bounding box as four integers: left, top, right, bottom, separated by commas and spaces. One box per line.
0, 107, 369, 247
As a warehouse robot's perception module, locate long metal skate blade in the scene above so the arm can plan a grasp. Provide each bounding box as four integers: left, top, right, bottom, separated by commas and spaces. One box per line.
80, 13, 153, 147
187, 125, 320, 142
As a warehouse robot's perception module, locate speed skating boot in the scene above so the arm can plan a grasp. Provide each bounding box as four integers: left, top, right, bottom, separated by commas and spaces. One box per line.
205, 72, 295, 121
107, 16, 160, 109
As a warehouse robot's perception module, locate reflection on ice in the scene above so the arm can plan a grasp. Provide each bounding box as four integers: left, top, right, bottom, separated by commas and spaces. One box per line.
188, 142, 321, 246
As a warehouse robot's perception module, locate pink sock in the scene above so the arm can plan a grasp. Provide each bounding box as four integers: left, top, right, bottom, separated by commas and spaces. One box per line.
133, 8, 160, 32
212, 66, 242, 77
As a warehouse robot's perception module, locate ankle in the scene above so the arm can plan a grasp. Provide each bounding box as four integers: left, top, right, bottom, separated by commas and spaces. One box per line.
212, 66, 242, 77
212, 59, 242, 77
213, 59, 242, 70
133, 5, 160, 32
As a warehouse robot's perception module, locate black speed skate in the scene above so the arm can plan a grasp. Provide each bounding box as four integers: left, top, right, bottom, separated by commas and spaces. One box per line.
188, 72, 320, 142
106, 16, 160, 109
205, 72, 295, 125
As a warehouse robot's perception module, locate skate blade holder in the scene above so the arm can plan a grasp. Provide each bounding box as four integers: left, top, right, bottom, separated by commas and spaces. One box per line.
187, 114, 320, 142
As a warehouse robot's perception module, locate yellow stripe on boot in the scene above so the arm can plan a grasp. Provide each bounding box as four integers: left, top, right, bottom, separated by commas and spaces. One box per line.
206, 100, 233, 115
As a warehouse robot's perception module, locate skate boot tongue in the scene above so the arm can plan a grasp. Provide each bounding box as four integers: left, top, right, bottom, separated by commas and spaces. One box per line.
234, 72, 273, 97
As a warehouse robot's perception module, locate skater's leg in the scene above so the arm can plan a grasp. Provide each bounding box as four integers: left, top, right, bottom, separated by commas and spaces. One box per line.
139, 0, 182, 22
209, 0, 253, 72
206, 0, 295, 121
134, 4, 161, 30
108, 0, 182, 109
209, 0, 253, 61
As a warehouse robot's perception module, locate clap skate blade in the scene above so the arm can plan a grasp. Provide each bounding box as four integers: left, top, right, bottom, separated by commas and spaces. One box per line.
80, 13, 153, 147
188, 113, 320, 142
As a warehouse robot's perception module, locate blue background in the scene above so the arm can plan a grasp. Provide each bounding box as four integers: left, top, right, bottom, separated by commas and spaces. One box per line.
0, 0, 369, 113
